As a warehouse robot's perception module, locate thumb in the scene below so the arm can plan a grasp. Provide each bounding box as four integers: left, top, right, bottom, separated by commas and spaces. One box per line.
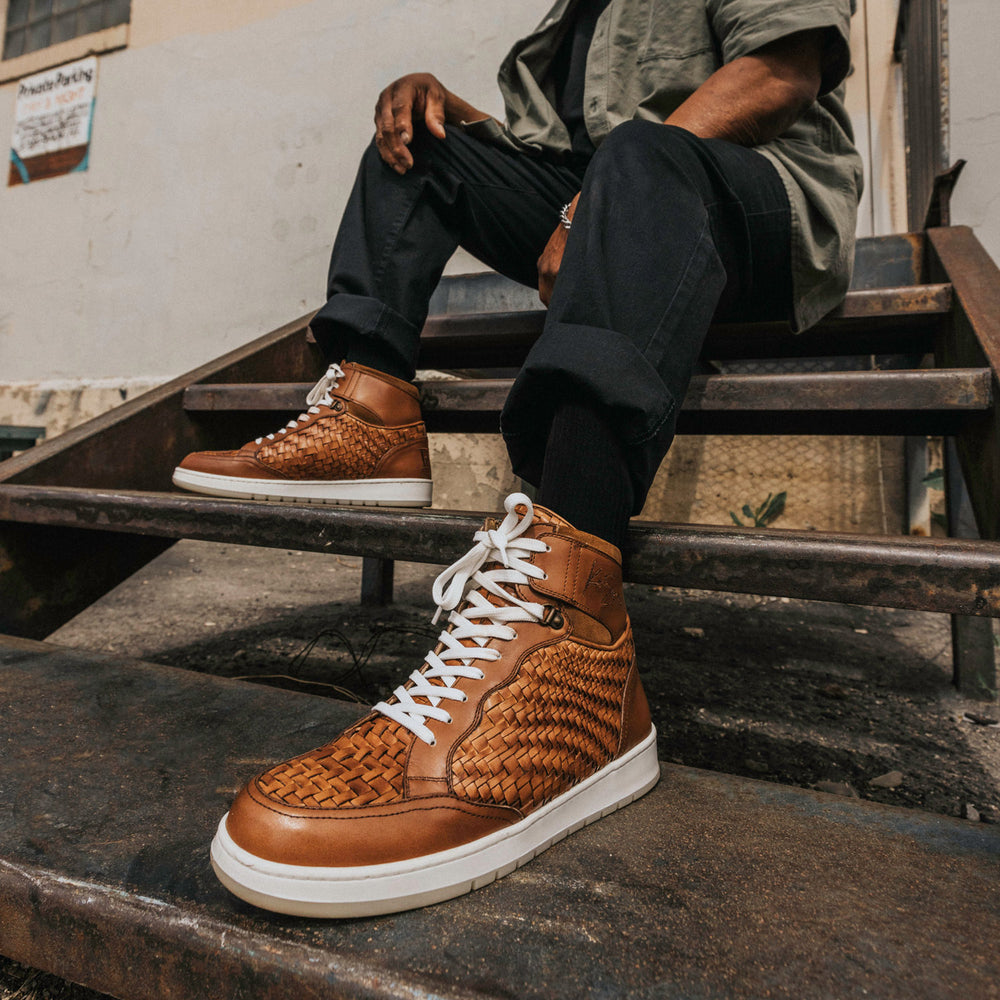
425, 91, 447, 139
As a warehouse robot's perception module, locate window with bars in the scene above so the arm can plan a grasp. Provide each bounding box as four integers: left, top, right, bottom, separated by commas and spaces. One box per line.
3, 0, 130, 60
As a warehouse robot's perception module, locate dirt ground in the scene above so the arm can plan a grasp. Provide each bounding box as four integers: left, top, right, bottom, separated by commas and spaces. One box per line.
3, 538, 998, 999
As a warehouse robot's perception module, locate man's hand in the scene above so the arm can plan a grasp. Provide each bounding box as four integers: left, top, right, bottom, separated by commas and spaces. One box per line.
374, 73, 489, 174
537, 193, 579, 306
375, 74, 448, 174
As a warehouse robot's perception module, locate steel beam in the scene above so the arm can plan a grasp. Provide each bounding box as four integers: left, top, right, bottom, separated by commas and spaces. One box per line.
416, 283, 953, 368
185, 367, 989, 414
182, 368, 991, 437
927, 227, 1000, 542
1, 485, 998, 619
360, 556, 395, 607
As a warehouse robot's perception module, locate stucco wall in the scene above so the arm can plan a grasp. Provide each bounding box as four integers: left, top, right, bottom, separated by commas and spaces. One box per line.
848, 0, 908, 238
0, 0, 534, 383
0, 1, 914, 534
948, 0, 1000, 260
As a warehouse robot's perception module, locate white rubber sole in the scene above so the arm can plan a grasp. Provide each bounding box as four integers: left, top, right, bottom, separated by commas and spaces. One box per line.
211, 727, 659, 918
172, 466, 432, 507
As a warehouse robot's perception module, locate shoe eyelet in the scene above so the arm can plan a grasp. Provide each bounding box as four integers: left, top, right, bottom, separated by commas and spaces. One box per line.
427, 735, 437, 746
544, 544, 552, 553
541, 572, 549, 581
542, 606, 565, 629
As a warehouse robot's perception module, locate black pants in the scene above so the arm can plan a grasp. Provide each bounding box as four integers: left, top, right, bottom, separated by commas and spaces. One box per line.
311, 119, 792, 515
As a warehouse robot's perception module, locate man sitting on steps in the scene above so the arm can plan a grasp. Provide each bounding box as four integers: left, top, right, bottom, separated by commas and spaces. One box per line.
174, 0, 862, 917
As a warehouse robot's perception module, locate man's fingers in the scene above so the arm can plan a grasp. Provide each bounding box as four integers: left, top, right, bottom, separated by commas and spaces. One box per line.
373, 74, 451, 173
393, 110, 413, 146
375, 83, 415, 172
390, 100, 416, 169
537, 222, 569, 307
537, 254, 553, 306
423, 88, 448, 140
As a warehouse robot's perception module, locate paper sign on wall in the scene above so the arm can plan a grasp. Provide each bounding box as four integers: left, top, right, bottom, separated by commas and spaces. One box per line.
9, 56, 97, 187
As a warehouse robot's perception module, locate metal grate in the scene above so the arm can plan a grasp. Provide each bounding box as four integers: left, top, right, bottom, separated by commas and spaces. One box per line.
3, 0, 130, 60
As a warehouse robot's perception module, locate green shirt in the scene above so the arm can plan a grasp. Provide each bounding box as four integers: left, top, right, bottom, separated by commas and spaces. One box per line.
467, 0, 863, 331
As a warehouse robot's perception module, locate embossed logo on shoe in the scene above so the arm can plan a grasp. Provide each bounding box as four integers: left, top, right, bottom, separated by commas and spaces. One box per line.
585, 559, 619, 610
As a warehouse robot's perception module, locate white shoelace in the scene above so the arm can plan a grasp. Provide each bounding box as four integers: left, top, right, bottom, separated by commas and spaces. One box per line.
374, 493, 551, 746
254, 362, 346, 444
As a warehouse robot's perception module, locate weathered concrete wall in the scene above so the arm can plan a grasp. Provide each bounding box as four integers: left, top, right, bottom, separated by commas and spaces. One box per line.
948, 0, 1000, 260
0, 0, 531, 384
0, 378, 163, 440
848, 0, 908, 237
1, 0, 906, 387
0, 2, 911, 533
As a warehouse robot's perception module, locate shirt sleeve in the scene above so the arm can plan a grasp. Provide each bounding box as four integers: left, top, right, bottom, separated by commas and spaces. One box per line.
705, 0, 854, 96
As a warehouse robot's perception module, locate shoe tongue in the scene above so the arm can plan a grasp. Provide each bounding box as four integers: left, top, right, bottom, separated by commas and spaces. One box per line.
521, 502, 570, 532
517, 502, 623, 563
446, 518, 532, 643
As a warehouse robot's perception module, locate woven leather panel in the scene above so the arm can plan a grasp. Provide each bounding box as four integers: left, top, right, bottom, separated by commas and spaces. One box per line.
255, 714, 413, 809
451, 633, 634, 812
256, 411, 426, 480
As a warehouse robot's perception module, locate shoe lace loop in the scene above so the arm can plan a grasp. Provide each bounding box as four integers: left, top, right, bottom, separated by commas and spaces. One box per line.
255, 363, 345, 444
375, 493, 550, 745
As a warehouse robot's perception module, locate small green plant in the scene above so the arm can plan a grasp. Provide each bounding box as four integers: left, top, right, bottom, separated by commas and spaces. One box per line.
922, 468, 945, 491
922, 468, 948, 530
730, 491, 786, 528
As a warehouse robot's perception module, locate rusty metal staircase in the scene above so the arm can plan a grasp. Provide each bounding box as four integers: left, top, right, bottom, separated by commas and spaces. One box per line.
1, 227, 999, 695
1, 226, 1000, 999
0, 631, 996, 1000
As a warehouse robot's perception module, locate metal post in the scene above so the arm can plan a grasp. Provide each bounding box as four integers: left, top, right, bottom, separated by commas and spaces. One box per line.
904, 436, 932, 536
361, 556, 395, 607
945, 437, 998, 700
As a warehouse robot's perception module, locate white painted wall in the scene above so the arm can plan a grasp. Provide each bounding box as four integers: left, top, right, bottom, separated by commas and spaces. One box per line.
4, 0, 994, 388
847, 0, 908, 238
0, 0, 540, 383
948, 0, 1000, 261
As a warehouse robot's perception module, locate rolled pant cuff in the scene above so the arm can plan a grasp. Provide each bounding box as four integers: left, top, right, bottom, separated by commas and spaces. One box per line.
500, 322, 677, 510
309, 292, 423, 379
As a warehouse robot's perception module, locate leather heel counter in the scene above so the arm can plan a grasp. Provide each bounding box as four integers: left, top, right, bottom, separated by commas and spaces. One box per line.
620, 659, 653, 754
343, 364, 424, 426
376, 432, 431, 479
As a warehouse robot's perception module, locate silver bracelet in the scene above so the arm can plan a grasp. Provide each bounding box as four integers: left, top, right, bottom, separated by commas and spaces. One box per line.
559, 202, 573, 231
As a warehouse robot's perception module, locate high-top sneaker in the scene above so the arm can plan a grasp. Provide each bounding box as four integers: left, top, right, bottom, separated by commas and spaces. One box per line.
172, 361, 431, 506
210, 493, 658, 917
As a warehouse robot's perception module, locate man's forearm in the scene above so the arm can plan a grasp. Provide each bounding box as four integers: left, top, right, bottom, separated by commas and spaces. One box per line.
665, 29, 826, 146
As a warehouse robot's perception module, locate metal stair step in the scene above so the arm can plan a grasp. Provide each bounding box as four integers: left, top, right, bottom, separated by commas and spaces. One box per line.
1, 634, 997, 1000
182, 367, 993, 436
0, 484, 997, 618
416, 282, 954, 367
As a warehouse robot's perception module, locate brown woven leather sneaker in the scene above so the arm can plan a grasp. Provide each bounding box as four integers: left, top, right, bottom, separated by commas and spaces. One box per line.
172, 361, 431, 506
211, 493, 659, 917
